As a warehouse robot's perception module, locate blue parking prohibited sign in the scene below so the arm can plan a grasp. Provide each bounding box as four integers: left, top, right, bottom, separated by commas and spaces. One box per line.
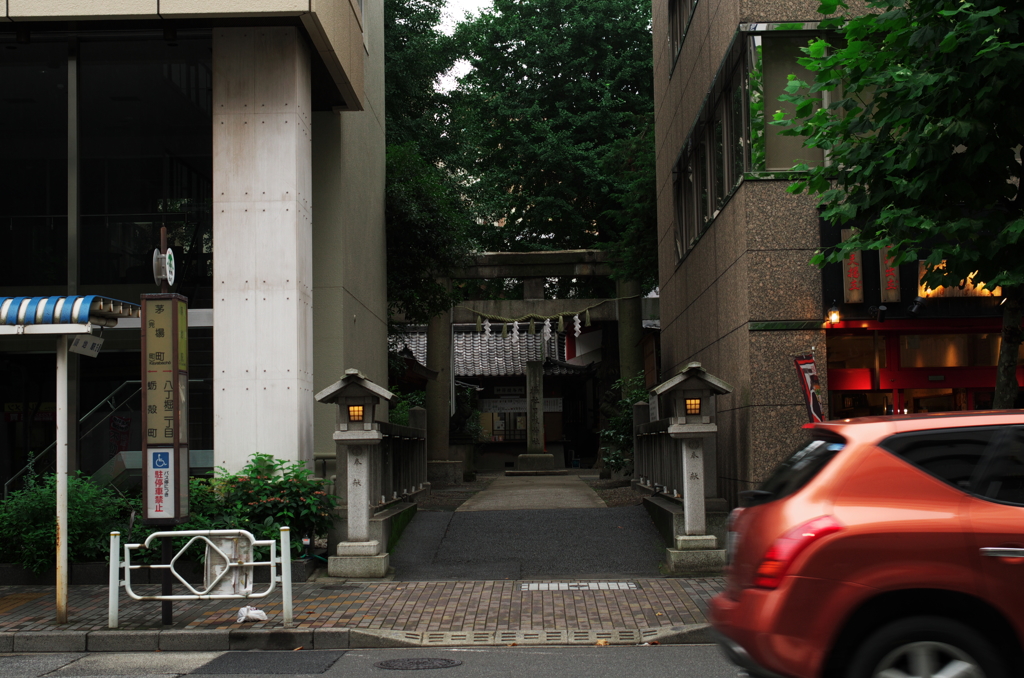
146, 449, 176, 519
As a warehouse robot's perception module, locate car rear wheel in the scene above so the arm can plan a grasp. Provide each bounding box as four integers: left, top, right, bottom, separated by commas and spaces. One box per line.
846, 616, 1006, 678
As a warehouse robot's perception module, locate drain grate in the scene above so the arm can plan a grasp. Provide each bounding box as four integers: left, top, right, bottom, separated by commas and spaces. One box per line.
374, 659, 464, 670
520, 581, 638, 591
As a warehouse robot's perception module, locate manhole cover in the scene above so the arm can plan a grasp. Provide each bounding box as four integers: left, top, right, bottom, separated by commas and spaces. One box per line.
374, 658, 463, 670
321, 584, 363, 591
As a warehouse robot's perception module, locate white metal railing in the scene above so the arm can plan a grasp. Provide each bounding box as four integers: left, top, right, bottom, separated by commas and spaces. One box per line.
108, 527, 292, 629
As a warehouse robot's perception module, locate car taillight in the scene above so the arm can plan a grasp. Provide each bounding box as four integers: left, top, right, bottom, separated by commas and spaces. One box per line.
753, 515, 843, 589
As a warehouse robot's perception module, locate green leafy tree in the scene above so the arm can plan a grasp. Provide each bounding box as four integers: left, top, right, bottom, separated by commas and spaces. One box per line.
452, 0, 657, 292
384, 0, 475, 322
777, 0, 1024, 407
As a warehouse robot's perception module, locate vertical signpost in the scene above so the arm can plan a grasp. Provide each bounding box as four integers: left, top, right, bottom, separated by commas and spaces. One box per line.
141, 228, 188, 624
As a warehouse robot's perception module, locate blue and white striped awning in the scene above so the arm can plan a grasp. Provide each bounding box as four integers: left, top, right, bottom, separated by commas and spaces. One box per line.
0, 296, 141, 335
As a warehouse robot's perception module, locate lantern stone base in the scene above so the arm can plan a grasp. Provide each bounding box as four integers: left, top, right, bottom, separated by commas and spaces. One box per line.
336, 540, 380, 557
427, 460, 464, 487
665, 542, 726, 575
328, 552, 390, 578
515, 453, 555, 471
675, 535, 719, 550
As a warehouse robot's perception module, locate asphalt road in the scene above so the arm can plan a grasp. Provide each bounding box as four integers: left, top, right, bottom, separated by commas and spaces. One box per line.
390, 506, 666, 580
0, 646, 740, 677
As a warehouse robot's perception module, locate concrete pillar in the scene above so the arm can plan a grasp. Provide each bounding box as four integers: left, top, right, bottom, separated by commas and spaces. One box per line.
515, 360, 555, 472
526, 360, 544, 455
212, 27, 314, 471
617, 279, 644, 388
426, 303, 460, 485
345, 444, 372, 543
681, 438, 706, 535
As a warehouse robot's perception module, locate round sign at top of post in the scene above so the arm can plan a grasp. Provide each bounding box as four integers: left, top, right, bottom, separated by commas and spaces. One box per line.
152, 248, 177, 287
165, 248, 176, 286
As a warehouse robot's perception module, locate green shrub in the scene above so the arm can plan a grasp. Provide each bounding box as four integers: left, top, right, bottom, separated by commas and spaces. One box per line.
0, 454, 338, 568
212, 454, 337, 557
0, 473, 134, 574
599, 372, 648, 474
388, 387, 426, 426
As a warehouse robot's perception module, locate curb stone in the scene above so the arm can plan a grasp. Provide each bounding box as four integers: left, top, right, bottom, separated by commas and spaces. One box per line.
159, 629, 231, 652
0, 624, 715, 652
87, 630, 160, 652
13, 631, 87, 653
312, 628, 350, 650
228, 629, 313, 651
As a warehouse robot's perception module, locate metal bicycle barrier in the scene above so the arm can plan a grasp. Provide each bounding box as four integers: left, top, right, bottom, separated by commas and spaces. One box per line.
107, 527, 293, 629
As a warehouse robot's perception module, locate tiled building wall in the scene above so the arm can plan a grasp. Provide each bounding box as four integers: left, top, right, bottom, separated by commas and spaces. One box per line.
653, 0, 834, 504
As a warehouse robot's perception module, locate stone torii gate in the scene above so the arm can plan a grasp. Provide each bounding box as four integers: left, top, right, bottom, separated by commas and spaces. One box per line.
423, 250, 645, 483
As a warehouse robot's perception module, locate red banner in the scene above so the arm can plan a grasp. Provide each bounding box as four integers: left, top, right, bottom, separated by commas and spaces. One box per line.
794, 355, 824, 423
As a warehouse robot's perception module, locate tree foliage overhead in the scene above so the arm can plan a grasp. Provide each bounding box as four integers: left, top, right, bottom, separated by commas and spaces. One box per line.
778, 0, 1024, 406
384, 0, 474, 322
452, 0, 657, 291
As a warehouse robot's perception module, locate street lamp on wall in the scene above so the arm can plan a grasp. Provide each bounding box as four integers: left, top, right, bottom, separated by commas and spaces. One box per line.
827, 301, 840, 325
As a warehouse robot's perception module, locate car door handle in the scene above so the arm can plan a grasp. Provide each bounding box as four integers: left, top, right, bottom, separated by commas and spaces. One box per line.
981, 547, 1024, 558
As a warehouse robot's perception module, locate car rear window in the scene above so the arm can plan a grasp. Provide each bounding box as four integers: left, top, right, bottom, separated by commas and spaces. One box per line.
974, 428, 1024, 505
880, 427, 999, 492
749, 436, 845, 505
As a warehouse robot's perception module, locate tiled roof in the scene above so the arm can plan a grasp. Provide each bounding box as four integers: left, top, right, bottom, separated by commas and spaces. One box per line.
397, 330, 586, 378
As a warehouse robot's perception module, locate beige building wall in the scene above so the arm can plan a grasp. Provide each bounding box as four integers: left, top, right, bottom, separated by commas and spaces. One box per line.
653, 0, 831, 504
311, 0, 387, 465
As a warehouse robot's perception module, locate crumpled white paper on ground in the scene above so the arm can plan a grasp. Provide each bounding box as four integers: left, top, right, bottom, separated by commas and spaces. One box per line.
237, 605, 268, 623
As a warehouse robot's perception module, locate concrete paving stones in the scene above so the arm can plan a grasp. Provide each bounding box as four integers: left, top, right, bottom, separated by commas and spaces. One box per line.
0, 476, 727, 653
0, 653, 82, 678
191, 650, 345, 675
391, 505, 666, 580
48, 652, 222, 675
457, 475, 606, 511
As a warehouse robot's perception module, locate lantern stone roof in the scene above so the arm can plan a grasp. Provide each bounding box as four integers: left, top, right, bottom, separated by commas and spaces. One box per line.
315, 368, 394, 404
651, 362, 733, 396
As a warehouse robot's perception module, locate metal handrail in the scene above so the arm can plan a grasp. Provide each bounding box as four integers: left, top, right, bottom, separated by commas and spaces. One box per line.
3, 378, 208, 499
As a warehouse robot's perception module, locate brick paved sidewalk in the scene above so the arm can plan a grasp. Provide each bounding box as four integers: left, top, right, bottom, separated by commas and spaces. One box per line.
0, 578, 725, 634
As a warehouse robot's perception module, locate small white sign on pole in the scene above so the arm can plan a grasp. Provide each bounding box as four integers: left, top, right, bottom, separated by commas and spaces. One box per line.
146, 449, 175, 519
68, 334, 104, 358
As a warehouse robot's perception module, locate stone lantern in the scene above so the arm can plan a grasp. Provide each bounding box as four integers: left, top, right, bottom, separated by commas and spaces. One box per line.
315, 369, 394, 577
650, 362, 732, 540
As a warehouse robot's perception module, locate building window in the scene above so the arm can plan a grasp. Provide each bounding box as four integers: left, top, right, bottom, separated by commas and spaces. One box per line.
673, 59, 747, 258
668, 0, 698, 64
673, 26, 825, 260
750, 34, 825, 171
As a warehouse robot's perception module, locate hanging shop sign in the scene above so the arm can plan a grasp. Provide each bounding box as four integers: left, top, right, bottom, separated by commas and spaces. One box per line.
840, 229, 864, 304
141, 293, 189, 524
879, 246, 901, 304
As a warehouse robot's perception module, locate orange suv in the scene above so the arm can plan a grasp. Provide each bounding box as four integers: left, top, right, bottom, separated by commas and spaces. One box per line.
711, 411, 1024, 678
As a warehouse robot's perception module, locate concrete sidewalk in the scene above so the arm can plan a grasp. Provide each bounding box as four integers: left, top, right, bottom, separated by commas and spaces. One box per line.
457, 475, 606, 511
0, 577, 725, 652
